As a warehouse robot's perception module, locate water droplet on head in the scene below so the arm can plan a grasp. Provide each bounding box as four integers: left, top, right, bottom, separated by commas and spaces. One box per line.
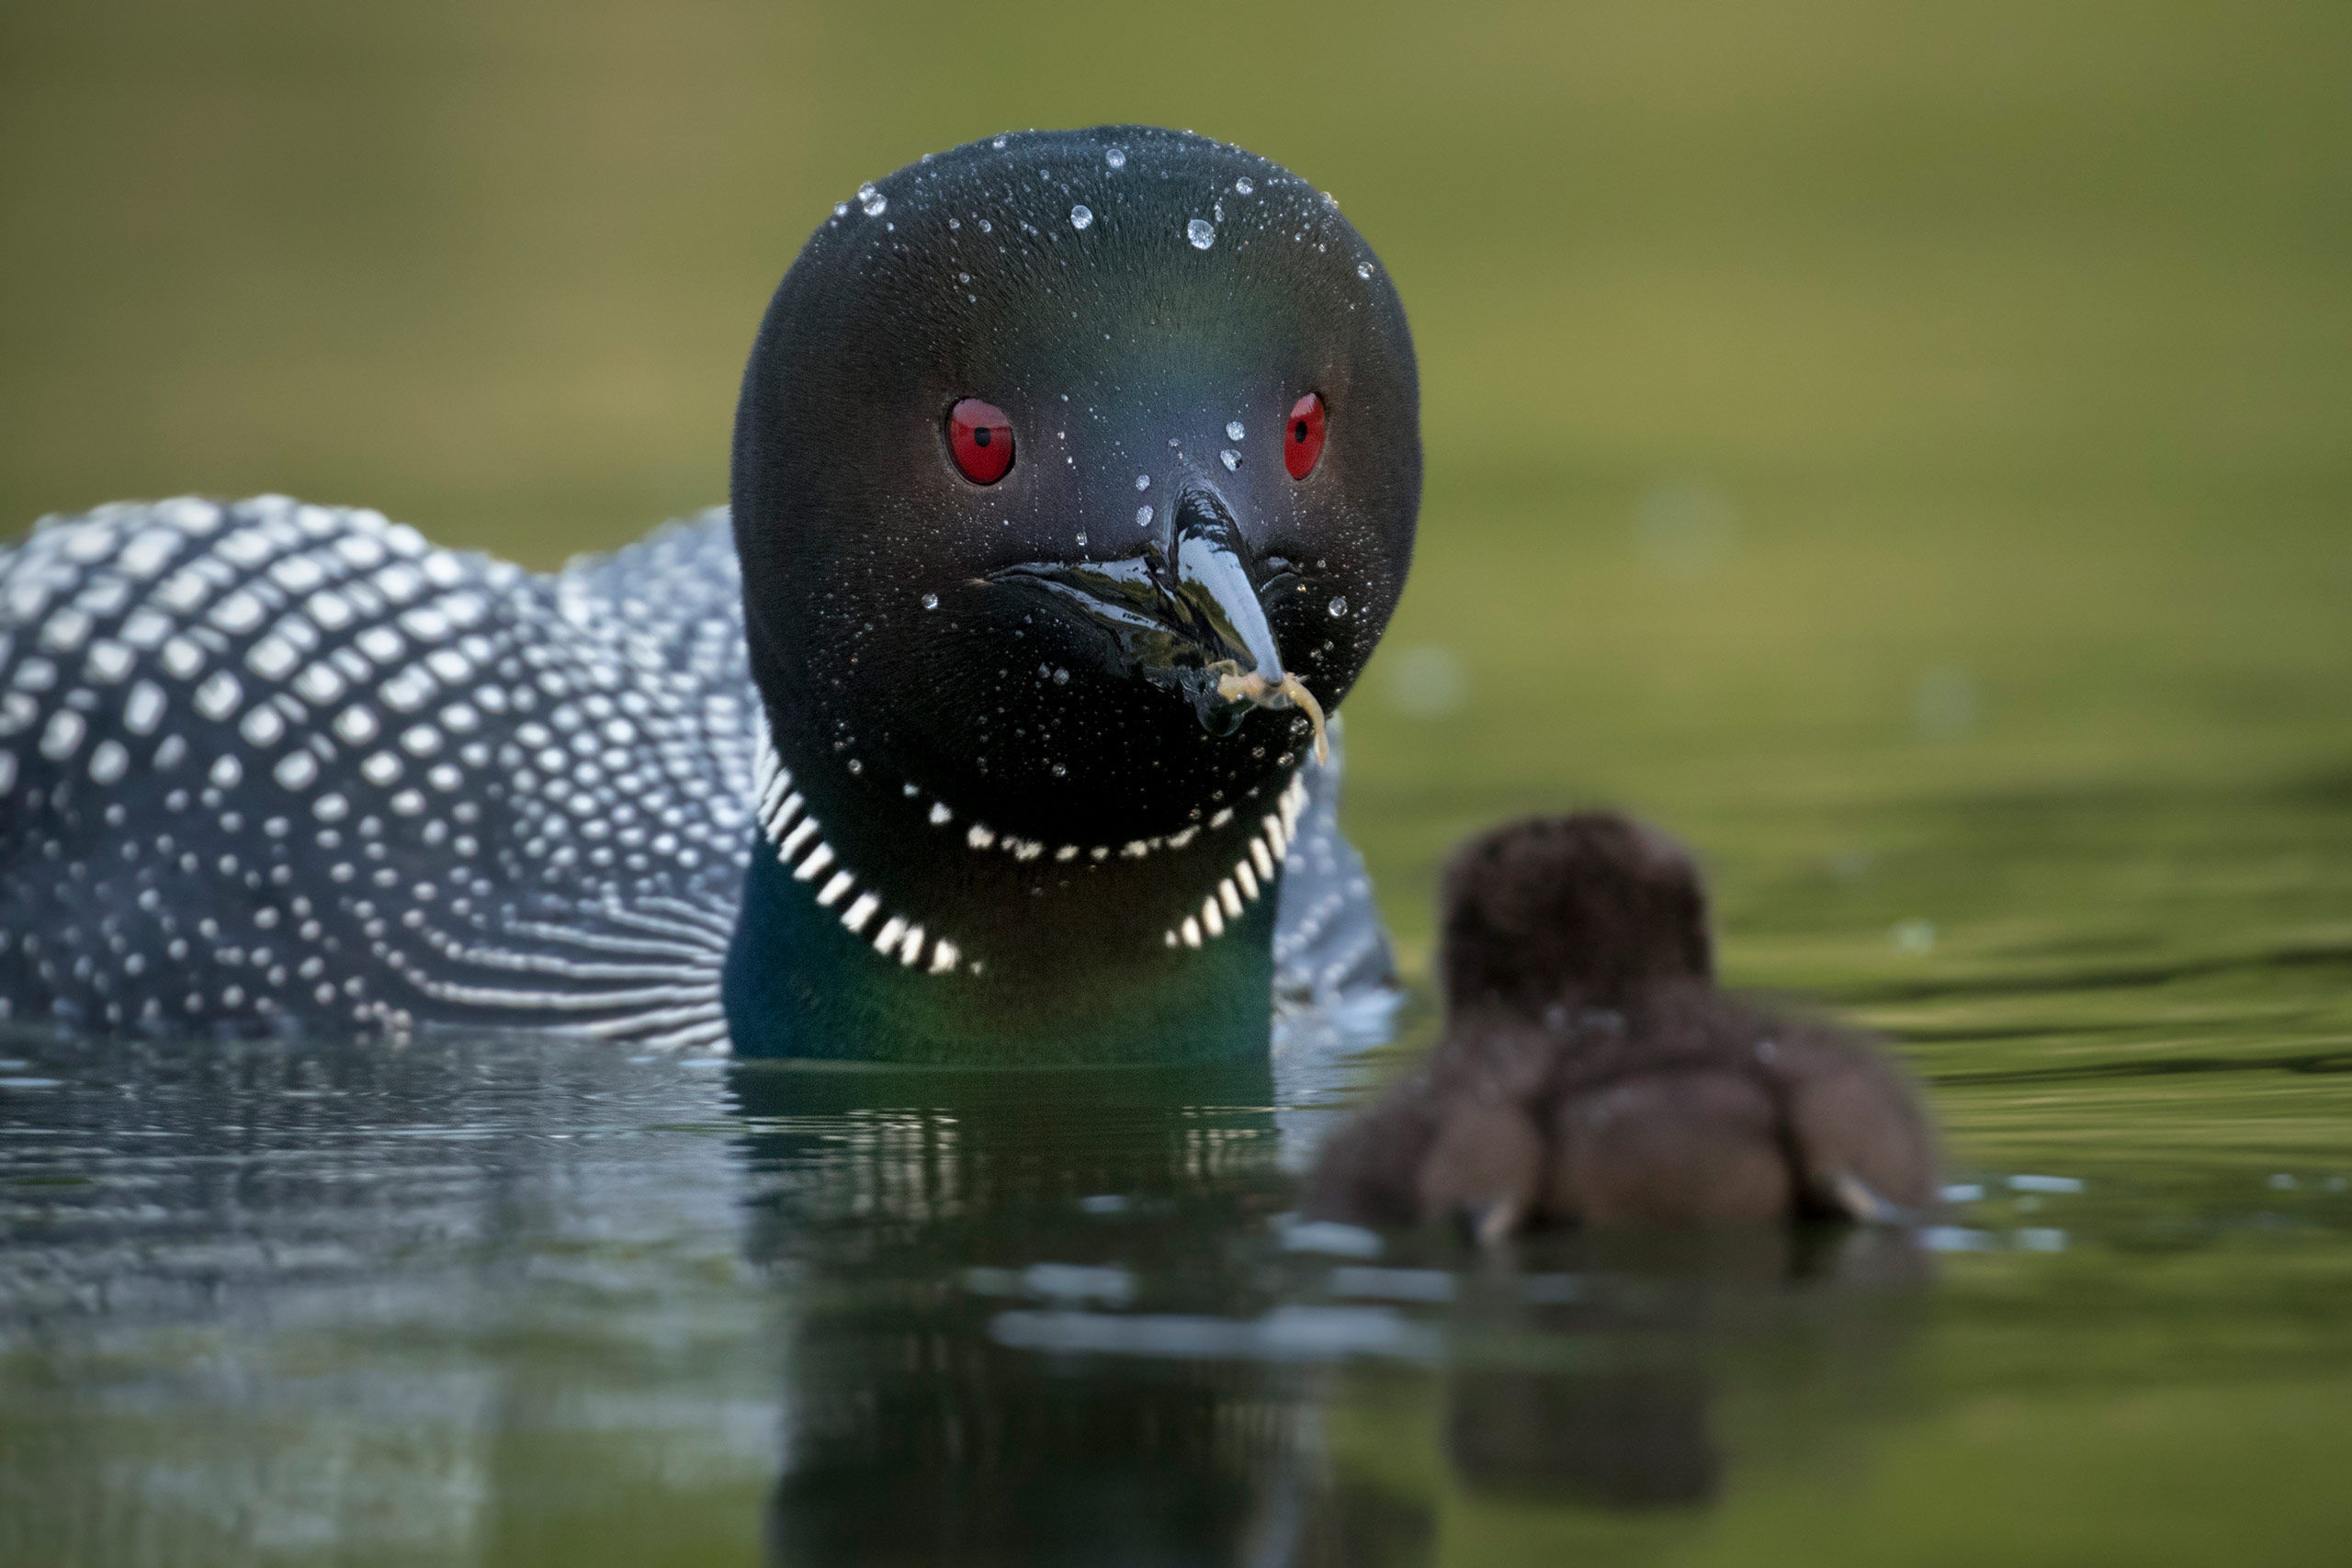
957, 272, 970, 283
1213, 201, 1224, 221
857, 183, 887, 218
1186, 219, 1216, 250
1052, 668, 1069, 684
1135, 474, 1150, 491
992, 135, 1008, 149
1069, 204, 1092, 231
1105, 147, 1126, 169
833, 202, 849, 218
922, 592, 939, 610
1075, 532, 1088, 547
978, 219, 992, 234
1227, 421, 1245, 441
1220, 449, 1240, 471
1136, 504, 1154, 527
1357, 262, 1374, 279
1328, 596, 1349, 618
1235, 176, 1254, 195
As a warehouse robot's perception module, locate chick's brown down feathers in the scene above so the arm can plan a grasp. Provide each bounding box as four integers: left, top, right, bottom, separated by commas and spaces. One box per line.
1307, 813, 1937, 1235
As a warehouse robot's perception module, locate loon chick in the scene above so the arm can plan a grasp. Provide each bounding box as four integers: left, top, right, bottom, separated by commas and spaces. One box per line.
0, 128, 1419, 1062
1307, 813, 1939, 1238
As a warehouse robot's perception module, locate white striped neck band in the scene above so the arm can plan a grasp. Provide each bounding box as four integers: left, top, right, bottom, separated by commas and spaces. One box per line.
751, 732, 1309, 975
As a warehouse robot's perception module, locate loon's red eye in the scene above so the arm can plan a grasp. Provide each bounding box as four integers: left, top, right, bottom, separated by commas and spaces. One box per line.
948, 398, 1014, 485
1283, 392, 1326, 479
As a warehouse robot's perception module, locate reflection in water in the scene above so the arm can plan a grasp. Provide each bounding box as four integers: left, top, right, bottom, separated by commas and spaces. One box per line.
1449, 1368, 1721, 1508
0, 1032, 778, 1566
0, 1027, 1958, 1568
1436, 1227, 1928, 1517
20, 1027, 2328, 1566
731, 1061, 1419, 1567
728, 1063, 1931, 1562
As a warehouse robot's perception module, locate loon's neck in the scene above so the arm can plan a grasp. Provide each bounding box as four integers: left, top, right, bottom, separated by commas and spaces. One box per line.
721, 730, 1305, 1064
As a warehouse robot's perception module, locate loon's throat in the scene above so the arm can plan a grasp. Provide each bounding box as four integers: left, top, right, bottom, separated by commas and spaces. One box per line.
743, 725, 1311, 980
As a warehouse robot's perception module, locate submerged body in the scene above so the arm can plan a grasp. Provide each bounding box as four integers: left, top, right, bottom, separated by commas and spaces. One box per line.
0, 127, 1420, 1061
1310, 813, 1938, 1235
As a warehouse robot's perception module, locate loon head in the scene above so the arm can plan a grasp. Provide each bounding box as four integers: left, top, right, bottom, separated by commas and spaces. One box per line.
733, 126, 1417, 850
1440, 814, 1716, 1021
726, 128, 1418, 1059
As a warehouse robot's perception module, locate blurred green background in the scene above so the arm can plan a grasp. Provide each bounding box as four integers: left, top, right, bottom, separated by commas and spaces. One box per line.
7, 8, 2352, 1562
5, 0, 2350, 1040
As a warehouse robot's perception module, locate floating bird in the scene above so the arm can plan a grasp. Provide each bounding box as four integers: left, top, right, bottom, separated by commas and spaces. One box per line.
1308, 813, 1938, 1237
0, 128, 1419, 1062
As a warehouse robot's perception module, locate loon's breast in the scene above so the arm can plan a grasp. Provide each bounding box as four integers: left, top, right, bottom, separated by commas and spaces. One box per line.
0, 496, 1389, 1050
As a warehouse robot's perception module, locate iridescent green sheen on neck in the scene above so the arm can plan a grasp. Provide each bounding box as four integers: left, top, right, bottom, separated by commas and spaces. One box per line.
723, 842, 1279, 1065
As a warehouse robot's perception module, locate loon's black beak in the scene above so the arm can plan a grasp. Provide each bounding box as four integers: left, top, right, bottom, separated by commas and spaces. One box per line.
986, 484, 1317, 748
1159, 485, 1288, 690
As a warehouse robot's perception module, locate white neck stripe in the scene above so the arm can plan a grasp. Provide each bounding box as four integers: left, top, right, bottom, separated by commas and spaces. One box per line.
754, 733, 969, 976
756, 731, 1306, 970
1164, 773, 1306, 951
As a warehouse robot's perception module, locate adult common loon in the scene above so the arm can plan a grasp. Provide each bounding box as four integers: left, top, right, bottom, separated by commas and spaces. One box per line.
0, 127, 1419, 1063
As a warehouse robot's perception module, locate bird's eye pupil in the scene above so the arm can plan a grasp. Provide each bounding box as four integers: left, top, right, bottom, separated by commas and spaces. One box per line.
1283, 393, 1327, 479
947, 398, 1014, 484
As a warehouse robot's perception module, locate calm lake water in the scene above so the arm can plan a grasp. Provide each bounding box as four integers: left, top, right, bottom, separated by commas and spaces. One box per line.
4, 906, 2348, 1567
6, 0, 2351, 1561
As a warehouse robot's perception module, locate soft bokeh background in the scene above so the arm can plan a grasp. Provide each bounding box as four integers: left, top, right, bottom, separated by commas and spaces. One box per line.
6, 7, 2352, 1561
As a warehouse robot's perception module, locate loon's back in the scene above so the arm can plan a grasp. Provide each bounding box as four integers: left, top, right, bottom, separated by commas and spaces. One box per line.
0, 498, 1388, 1050
0, 497, 753, 1047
